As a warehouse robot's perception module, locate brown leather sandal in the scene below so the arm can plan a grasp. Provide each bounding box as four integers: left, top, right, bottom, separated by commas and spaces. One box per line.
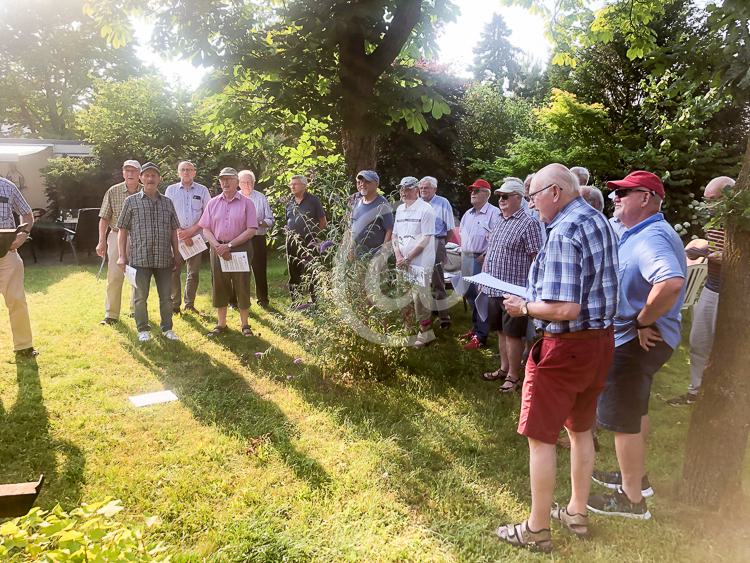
481, 368, 508, 381
495, 520, 552, 553
499, 375, 521, 393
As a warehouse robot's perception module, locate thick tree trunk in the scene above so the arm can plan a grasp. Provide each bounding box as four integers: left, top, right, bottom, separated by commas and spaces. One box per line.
341, 127, 378, 177
680, 138, 750, 509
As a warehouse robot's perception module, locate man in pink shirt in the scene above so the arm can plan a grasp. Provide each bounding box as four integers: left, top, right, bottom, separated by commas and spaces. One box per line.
199, 167, 258, 336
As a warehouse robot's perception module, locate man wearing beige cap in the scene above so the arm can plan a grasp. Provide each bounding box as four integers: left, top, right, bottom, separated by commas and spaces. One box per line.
0, 177, 37, 358
96, 159, 142, 325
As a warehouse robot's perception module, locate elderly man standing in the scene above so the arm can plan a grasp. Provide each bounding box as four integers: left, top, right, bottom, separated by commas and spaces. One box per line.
496, 164, 619, 553
580, 186, 605, 213
393, 176, 436, 348
0, 177, 36, 358
165, 161, 210, 314
479, 178, 543, 389
458, 179, 499, 350
116, 163, 180, 342
570, 166, 590, 188
200, 167, 258, 336
239, 169, 274, 309
667, 176, 734, 406
588, 171, 686, 519
285, 174, 326, 309
419, 176, 456, 329
350, 170, 393, 256
96, 160, 141, 325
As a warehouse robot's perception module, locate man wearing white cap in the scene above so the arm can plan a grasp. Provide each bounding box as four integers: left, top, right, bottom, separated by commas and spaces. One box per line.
96, 159, 142, 325
392, 176, 437, 347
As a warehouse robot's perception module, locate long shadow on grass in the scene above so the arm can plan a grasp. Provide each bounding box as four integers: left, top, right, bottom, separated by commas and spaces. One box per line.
114, 323, 331, 490
0, 358, 85, 511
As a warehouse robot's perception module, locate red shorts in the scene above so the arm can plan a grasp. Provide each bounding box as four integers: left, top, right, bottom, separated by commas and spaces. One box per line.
517, 329, 614, 444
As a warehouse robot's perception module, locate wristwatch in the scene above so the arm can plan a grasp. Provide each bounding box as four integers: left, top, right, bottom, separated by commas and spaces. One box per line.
521, 301, 529, 316
227, 242, 233, 249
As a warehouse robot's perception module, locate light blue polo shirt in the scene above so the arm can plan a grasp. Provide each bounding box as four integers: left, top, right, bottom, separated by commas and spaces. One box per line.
614, 212, 687, 349
422, 194, 455, 237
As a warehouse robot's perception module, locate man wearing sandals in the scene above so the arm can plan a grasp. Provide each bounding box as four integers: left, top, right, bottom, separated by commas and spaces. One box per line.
497, 164, 619, 552
587, 171, 686, 519
479, 177, 542, 391
199, 167, 258, 337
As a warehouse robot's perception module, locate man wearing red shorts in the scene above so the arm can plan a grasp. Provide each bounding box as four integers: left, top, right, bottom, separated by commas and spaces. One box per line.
495, 163, 620, 553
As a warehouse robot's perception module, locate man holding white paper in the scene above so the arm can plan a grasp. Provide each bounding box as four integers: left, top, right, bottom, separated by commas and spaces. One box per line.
165, 161, 210, 314
199, 167, 258, 337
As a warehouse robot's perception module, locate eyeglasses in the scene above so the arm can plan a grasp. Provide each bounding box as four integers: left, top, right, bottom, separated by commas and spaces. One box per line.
528, 183, 556, 201
613, 188, 653, 199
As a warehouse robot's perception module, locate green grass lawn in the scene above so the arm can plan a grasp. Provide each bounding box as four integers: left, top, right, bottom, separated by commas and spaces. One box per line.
1, 254, 749, 561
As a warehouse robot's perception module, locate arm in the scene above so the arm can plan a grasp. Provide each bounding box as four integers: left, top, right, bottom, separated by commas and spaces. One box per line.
503, 296, 581, 321
117, 228, 129, 272
384, 229, 393, 244
9, 212, 34, 251
171, 228, 181, 269
319, 215, 327, 230
634, 277, 684, 350
231, 227, 257, 247
96, 218, 110, 257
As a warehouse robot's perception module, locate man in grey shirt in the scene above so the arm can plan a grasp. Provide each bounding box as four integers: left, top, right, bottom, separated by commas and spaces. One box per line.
165, 161, 210, 314
239, 169, 275, 309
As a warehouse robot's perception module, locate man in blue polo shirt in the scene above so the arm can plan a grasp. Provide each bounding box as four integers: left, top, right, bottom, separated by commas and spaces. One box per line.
419, 176, 457, 329
588, 170, 686, 520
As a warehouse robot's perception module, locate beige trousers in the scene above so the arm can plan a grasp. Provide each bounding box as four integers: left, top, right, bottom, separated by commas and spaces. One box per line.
0, 250, 33, 351
105, 230, 133, 319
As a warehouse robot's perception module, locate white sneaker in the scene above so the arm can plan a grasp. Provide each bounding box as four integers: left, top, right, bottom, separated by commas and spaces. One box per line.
412, 329, 436, 348
138, 331, 151, 342
162, 330, 179, 341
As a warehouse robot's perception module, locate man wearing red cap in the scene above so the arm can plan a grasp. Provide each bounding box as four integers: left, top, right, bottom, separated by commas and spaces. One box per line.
587, 170, 686, 520
458, 179, 500, 350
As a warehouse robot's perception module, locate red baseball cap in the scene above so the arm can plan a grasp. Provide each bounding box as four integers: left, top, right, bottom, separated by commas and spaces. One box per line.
468, 179, 491, 191
606, 171, 665, 199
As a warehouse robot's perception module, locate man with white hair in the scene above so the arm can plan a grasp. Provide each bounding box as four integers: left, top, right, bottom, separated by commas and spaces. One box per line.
667, 175, 735, 406
239, 169, 275, 309
165, 161, 210, 314
571, 166, 590, 187
393, 176, 437, 347
419, 176, 456, 329
580, 185, 605, 213
495, 163, 619, 552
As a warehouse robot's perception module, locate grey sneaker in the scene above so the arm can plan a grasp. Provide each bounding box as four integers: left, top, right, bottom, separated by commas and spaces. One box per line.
587, 487, 651, 520
592, 470, 653, 497
138, 331, 151, 342
162, 330, 179, 341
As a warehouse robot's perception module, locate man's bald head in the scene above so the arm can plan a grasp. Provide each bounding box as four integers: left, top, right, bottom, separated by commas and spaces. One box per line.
704, 176, 735, 199
529, 164, 581, 223
532, 163, 579, 195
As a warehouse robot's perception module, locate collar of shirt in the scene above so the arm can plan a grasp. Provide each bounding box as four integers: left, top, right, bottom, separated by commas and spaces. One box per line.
545, 196, 586, 233
469, 202, 492, 215
619, 212, 664, 245
221, 191, 243, 203
138, 190, 166, 200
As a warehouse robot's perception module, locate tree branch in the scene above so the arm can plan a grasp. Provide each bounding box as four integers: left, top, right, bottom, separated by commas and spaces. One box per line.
368, 0, 422, 75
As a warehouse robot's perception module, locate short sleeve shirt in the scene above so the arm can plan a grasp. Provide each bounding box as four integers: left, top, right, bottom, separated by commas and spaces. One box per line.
100, 182, 142, 229
199, 192, 258, 242
0, 178, 32, 229
286, 193, 325, 242
528, 197, 620, 333
614, 213, 687, 349
393, 198, 436, 271
481, 208, 543, 295
350, 194, 394, 253
459, 203, 500, 254
246, 190, 275, 236
424, 194, 455, 237
165, 182, 211, 229
115, 191, 179, 269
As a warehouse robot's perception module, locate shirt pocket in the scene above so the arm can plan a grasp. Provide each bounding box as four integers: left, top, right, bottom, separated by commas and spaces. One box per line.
0, 199, 12, 222
191, 197, 204, 212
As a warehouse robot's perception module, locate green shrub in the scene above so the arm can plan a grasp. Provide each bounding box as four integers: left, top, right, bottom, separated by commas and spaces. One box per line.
41, 157, 110, 213
0, 499, 170, 562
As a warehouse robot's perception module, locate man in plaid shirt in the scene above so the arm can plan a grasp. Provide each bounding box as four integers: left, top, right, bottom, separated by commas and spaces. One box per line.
479, 178, 543, 391
494, 163, 619, 553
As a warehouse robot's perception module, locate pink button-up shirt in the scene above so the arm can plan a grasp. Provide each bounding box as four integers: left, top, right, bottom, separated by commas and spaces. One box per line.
199, 191, 258, 241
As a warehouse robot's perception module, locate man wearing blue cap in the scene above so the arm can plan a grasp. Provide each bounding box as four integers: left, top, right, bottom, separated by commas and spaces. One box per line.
349, 170, 394, 256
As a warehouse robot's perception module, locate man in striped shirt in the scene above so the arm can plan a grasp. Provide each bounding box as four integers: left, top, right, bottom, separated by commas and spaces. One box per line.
667, 175, 735, 406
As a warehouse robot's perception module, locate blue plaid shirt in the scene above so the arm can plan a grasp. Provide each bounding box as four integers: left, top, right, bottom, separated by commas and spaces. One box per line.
528, 197, 619, 333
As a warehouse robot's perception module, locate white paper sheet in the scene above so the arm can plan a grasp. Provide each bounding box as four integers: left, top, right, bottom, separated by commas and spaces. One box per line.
463, 272, 528, 298
219, 251, 250, 272
178, 235, 207, 260
124, 265, 138, 288
129, 390, 178, 407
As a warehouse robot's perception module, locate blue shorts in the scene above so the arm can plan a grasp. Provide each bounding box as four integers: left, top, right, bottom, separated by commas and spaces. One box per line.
596, 337, 673, 434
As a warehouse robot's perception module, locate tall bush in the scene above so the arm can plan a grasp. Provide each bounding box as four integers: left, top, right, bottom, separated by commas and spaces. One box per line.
41, 157, 110, 213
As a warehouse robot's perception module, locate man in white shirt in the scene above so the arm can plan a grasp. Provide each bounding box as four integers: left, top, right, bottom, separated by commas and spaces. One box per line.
239, 169, 275, 309
165, 161, 210, 314
392, 176, 436, 348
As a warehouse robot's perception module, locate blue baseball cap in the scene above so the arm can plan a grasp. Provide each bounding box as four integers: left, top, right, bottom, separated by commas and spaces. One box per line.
356, 170, 380, 183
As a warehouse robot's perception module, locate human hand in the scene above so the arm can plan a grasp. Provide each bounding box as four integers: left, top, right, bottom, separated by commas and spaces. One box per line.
184, 236, 194, 247
637, 326, 663, 351
117, 256, 127, 273
9, 231, 29, 251
396, 256, 408, 269
477, 253, 485, 265
177, 229, 192, 241
96, 240, 107, 257
502, 294, 525, 317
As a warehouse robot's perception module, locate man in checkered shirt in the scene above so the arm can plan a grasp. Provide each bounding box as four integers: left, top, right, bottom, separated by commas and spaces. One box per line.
479, 177, 543, 391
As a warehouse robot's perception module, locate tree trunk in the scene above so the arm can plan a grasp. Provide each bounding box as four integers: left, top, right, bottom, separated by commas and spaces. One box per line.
338, 69, 379, 177
341, 127, 378, 177
680, 138, 750, 509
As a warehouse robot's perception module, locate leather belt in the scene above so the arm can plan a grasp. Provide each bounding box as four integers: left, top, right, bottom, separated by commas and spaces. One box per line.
543, 327, 613, 340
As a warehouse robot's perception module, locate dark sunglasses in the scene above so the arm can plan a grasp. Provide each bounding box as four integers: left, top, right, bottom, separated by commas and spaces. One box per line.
498, 193, 520, 200
614, 188, 653, 199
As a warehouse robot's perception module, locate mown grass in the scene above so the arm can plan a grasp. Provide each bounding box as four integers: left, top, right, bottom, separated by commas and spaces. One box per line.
1, 253, 749, 561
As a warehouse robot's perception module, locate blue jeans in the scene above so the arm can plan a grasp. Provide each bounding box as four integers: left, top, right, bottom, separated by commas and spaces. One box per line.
134, 266, 173, 333
462, 254, 488, 342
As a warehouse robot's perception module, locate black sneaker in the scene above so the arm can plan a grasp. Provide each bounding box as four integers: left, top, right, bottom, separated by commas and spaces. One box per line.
592, 470, 653, 498
666, 392, 698, 406
100, 317, 118, 326
587, 487, 651, 520
15, 347, 39, 359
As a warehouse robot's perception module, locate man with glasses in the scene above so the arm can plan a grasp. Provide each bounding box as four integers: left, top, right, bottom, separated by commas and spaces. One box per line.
495, 163, 619, 552
587, 170, 686, 519
667, 176, 734, 406
479, 178, 543, 390
165, 161, 210, 314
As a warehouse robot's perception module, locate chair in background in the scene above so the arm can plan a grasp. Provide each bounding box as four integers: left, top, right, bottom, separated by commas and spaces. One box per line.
60, 208, 100, 263
682, 262, 708, 310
